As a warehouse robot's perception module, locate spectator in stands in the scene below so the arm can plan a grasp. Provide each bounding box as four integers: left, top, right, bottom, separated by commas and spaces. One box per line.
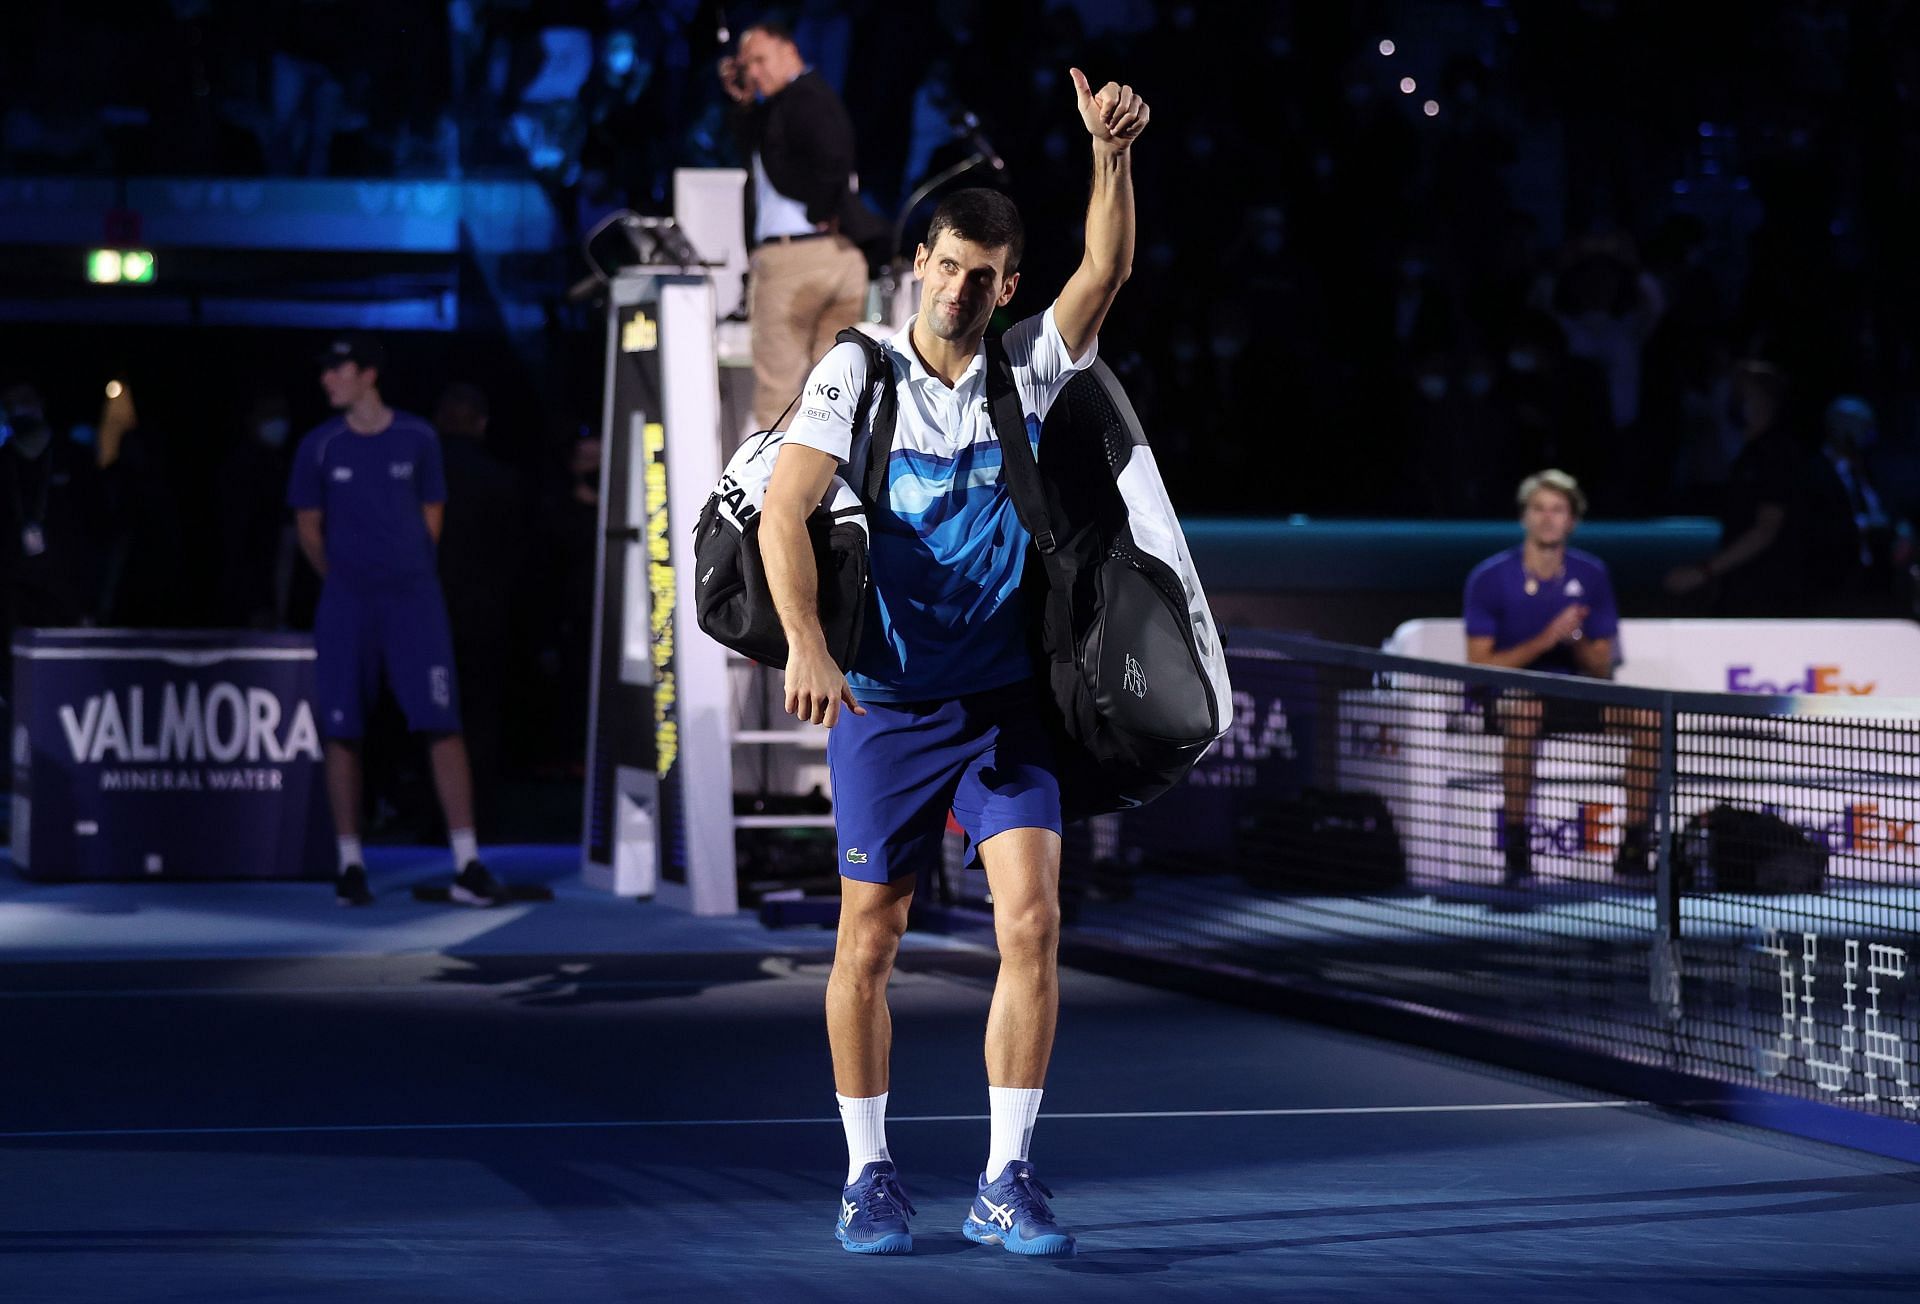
94, 376, 184, 627
1803, 395, 1891, 612
0, 383, 98, 691
216, 391, 296, 628
1464, 470, 1658, 885
1545, 233, 1665, 435
434, 382, 523, 832
720, 19, 874, 432
1665, 361, 1805, 614
534, 430, 600, 773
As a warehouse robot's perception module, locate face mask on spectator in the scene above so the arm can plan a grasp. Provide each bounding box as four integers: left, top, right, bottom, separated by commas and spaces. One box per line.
7, 409, 50, 458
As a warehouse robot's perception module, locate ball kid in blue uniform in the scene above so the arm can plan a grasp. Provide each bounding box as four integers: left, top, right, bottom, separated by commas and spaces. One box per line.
287, 335, 502, 908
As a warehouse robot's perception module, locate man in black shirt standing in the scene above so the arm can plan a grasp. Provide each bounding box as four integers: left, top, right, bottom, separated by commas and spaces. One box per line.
434, 383, 522, 830
1666, 361, 1804, 614
722, 21, 872, 433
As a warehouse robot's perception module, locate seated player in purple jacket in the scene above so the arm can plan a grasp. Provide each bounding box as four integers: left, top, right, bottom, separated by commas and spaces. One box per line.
1463, 469, 1658, 885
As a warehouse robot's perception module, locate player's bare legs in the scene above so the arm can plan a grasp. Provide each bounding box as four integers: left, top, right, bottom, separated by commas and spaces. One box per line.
979, 828, 1063, 1089
827, 876, 916, 1097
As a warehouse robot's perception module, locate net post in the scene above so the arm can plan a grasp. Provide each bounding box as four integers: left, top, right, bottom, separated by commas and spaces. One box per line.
1649, 693, 1683, 1022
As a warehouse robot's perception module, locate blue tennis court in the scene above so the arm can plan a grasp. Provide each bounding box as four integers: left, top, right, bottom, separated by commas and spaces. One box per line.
2, 848, 1916, 1303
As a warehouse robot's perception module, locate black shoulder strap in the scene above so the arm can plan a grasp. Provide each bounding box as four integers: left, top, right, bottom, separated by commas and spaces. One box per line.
984, 334, 1056, 555
831, 326, 897, 506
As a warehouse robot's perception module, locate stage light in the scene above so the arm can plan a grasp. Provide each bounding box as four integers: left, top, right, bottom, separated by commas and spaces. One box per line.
1400, 77, 1416, 94
1423, 100, 1440, 117
105, 381, 123, 399
1379, 39, 1395, 56
87, 250, 122, 283
121, 250, 154, 283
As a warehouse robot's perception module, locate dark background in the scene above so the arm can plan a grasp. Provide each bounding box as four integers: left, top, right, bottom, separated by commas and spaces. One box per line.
2, 0, 1917, 833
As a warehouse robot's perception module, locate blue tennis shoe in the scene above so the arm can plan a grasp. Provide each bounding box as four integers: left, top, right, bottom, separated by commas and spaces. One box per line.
836, 1160, 915, 1254
962, 1162, 1076, 1256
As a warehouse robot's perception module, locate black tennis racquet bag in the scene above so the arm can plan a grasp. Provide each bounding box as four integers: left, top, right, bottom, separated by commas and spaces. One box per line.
984, 339, 1233, 819
691, 328, 895, 669
1676, 804, 1828, 895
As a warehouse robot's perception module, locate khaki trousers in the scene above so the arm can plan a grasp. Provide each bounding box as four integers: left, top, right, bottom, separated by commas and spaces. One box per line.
747, 234, 868, 431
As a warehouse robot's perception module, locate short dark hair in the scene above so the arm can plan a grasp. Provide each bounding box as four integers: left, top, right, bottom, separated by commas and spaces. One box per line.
926, 188, 1025, 275
742, 18, 796, 48
434, 382, 490, 435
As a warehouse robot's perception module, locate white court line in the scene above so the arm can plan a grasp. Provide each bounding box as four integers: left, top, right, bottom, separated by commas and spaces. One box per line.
15, 648, 314, 664
0, 981, 714, 1001
0, 1100, 1644, 1142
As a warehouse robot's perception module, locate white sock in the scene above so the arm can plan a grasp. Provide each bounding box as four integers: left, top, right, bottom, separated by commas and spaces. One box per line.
336, 836, 363, 874
837, 1092, 890, 1185
450, 827, 478, 871
985, 1086, 1044, 1182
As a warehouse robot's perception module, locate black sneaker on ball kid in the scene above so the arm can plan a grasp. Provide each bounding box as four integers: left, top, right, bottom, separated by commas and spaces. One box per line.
335, 863, 375, 907
450, 860, 506, 907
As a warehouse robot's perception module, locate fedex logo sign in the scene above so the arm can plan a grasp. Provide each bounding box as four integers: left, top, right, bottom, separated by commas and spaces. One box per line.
1494, 800, 1920, 861
1494, 803, 1619, 855
1838, 802, 1920, 857
1726, 664, 1876, 695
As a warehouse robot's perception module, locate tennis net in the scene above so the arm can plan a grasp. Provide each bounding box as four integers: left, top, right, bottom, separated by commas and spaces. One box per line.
940, 630, 1920, 1125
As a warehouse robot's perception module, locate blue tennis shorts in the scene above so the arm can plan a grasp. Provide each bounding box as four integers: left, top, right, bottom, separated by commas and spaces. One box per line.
314, 578, 462, 740
828, 681, 1062, 885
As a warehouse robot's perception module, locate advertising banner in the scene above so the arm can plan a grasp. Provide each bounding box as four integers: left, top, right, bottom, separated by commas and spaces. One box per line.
11, 630, 332, 880
1332, 686, 1920, 886
1118, 650, 1316, 863
1387, 618, 1920, 696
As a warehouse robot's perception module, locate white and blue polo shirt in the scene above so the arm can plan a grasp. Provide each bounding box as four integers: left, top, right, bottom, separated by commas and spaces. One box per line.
783, 305, 1095, 703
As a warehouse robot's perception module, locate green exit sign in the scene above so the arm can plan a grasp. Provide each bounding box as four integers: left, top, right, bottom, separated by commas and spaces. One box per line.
87, 249, 155, 284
